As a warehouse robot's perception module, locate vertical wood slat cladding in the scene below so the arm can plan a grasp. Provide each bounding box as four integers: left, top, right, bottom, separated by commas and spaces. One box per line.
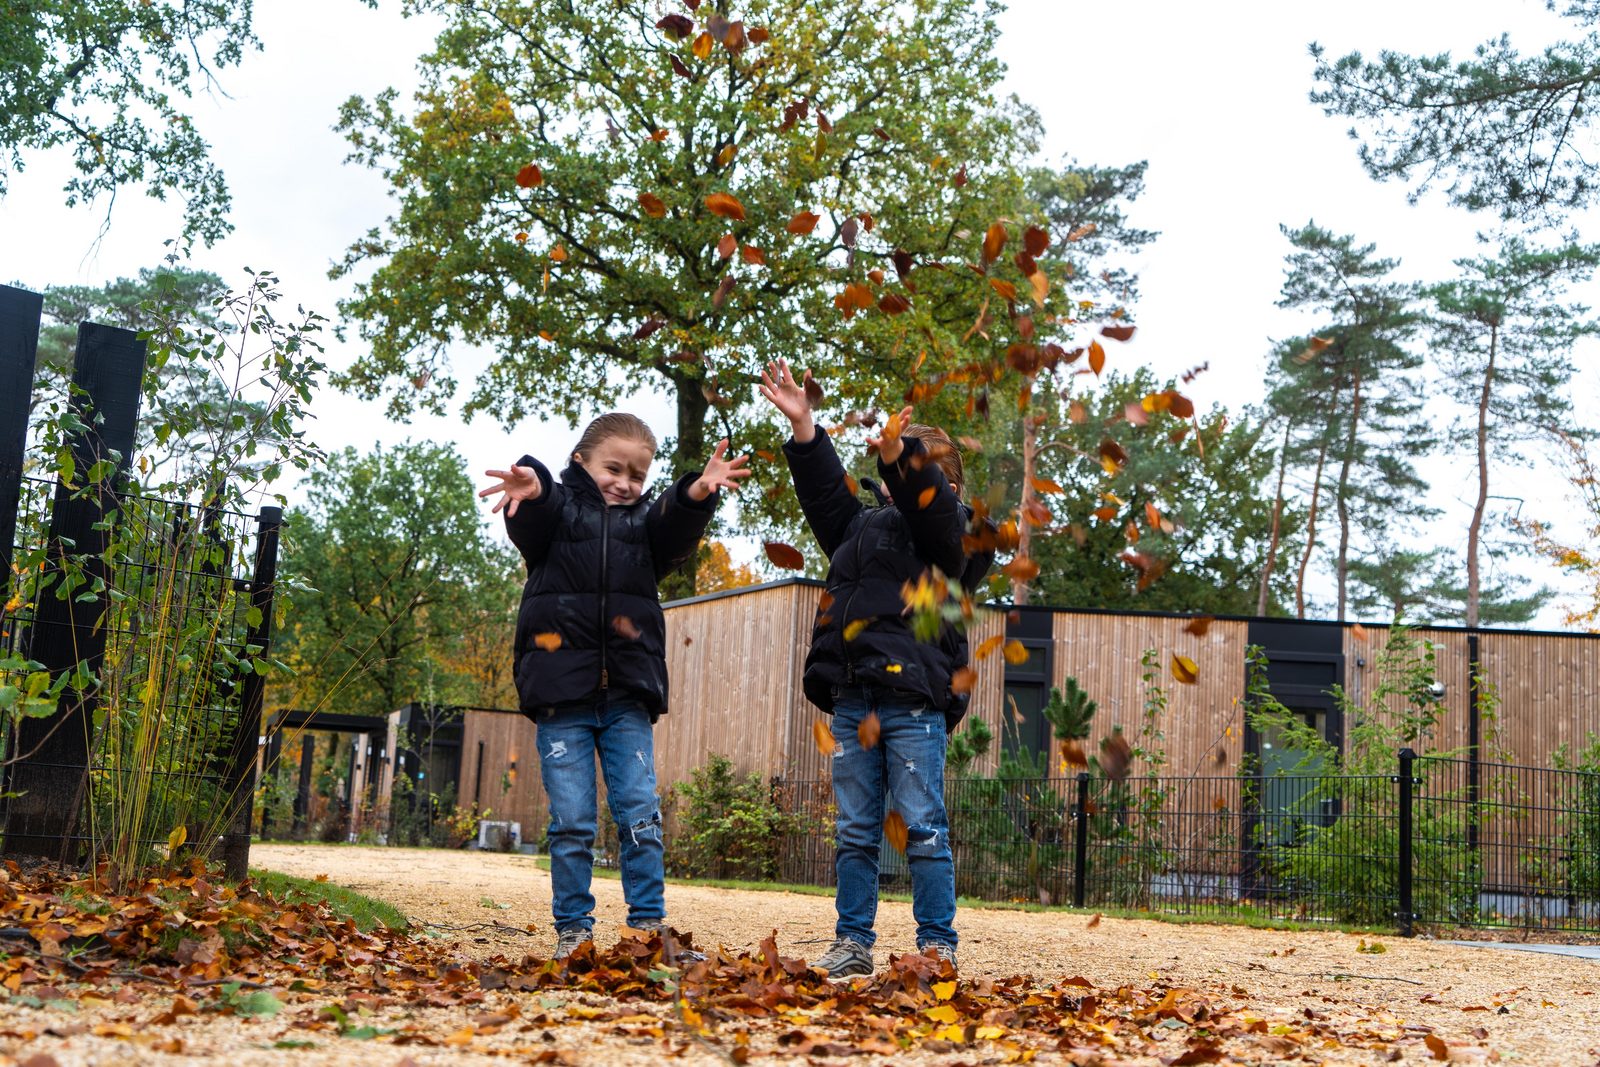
1339, 626, 1472, 755
1050, 612, 1249, 776
460, 709, 544, 839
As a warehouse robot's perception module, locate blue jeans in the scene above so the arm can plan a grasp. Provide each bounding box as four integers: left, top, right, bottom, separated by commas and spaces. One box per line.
536, 697, 665, 932
829, 686, 956, 949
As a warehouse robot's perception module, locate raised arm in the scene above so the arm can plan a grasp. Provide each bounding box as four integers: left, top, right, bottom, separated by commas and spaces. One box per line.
872, 415, 967, 579
761, 359, 862, 556
647, 439, 748, 579
482, 455, 562, 567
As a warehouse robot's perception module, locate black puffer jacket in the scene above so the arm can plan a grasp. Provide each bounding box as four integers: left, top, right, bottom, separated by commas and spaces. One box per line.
504, 456, 716, 721
784, 429, 994, 728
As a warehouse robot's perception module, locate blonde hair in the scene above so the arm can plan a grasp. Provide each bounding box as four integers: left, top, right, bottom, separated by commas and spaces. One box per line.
572, 412, 656, 460
902, 424, 964, 495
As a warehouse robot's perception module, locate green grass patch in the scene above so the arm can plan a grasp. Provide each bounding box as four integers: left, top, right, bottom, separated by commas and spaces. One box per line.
248, 868, 410, 933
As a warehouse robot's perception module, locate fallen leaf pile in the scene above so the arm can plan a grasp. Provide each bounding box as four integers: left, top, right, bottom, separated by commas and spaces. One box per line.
0, 860, 1495, 1063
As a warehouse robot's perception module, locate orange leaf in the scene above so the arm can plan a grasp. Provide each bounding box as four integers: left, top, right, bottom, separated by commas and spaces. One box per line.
786, 211, 820, 235
884, 810, 909, 853
691, 31, 713, 59
1031, 477, 1063, 495
1184, 615, 1214, 637
988, 278, 1018, 301
764, 541, 805, 570
649, 128, 670, 142
1144, 500, 1162, 528
716, 233, 736, 259
549, 244, 569, 263
705, 192, 747, 220
1028, 270, 1049, 307
515, 164, 543, 188
1092, 506, 1117, 522
1168, 392, 1195, 419
916, 486, 938, 509
982, 222, 1007, 262
715, 143, 737, 167
812, 719, 837, 757
1023, 225, 1049, 257
951, 667, 977, 695
740, 244, 766, 265
878, 293, 911, 315
857, 712, 881, 750
974, 634, 1005, 660
1351, 622, 1370, 641
638, 192, 666, 218
533, 632, 562, 652
1088, 340, 1106, 376
612, 615, 642, 640
1002, 639, 1029, 665
1171, 653, 1199, 685
1000, 557, 1040, 582
1060, 740, 1088, 771
1101, 324, 1136, 342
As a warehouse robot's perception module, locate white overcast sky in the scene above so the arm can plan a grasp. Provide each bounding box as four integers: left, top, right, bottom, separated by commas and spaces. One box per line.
2, 0, 1594, 626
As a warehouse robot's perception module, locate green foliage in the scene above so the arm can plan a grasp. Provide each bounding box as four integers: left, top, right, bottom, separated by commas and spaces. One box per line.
1549, 734, 1600, 900
668, 754, 817, 881
945, 715, 993, 779
0, 1, 261, 246
1088, 650, 1172, 909
1042, 678, 1095, 742
1310, 7, 1600, 224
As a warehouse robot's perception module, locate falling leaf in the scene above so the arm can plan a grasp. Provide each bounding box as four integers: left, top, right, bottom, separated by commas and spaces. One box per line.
638, 192, 667, 218
1086, 912, 1102, 929
786, 211, 820, 235
1171, 653, 1199, 685
715, 143, 737, 167
1092, 505, 1117, 522
951, 667, 977, 695
1000, 557, 1040, 582
878, 293, 911, 315
804, 376, 824, 409
691, 31, 714, 59
884, 811, 909, 853
764, 541, 805, 570
1168, 392, 1196, 419
167, 825, 187, 855
748, 25, 769, 44
633, 318, 666, 340
669, 54, 692, 79
716, 233, 737, 259
705, 192, 746, 220
1002, 639, 1029, 665
1424, 1033, 1450, 1061
1101, 324, 1136, 342
534, 632, 562, 652
1028, 270, 1049, 307
843, 619, 870, 641
1352, 622, 1370, 641
655, 13, 694, 38
1060, 740, 1087, 770
1098, 437, 1128, 474
1023, 225, 1050, 257
713, 274, 735, 309
612, 615, 642, 640
989, 278, 1018, 301
649, 128, 670, 141
857, 713, 881, 750
812, 719, 836, 756
1067, 222, 1097, 241
1068, 400, 1087, 423
982, 222, 1007, 262
740, 244, 766, 265
1184, 615, 1214, 637
1295, 335, 1334, 364
1031, 477, 1063, 495
1100, 732, 1133, 780
549, 244, 569, 262
1087, 340, 1106, 375
974, 634, 1005, 660
513, 231, 528, 243
515, 164, 544, 188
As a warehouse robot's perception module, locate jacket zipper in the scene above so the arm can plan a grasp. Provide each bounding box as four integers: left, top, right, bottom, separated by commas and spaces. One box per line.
598, 506, 610, 691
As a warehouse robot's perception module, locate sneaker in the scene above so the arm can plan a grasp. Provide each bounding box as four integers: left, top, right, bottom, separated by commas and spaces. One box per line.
553, 926, 593, 960
813, 937, 874, 980
632, 920, 707, 963
920, 942, 957, 969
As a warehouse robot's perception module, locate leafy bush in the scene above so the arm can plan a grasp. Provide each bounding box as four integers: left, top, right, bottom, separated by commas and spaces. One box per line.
668, 754, 817, 880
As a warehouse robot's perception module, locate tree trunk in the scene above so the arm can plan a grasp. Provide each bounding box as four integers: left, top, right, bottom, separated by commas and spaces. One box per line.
661, 375, 711, 600
1467, 326, 1498, 628
1333, 361, 1365, 621
1256, 419, 1295, 616
1015, 413, 1037, 605
1294, 435, 1330, 619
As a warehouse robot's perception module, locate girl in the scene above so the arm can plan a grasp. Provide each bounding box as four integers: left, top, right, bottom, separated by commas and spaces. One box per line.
479, 412, 748, 960
759, 359, 993, 978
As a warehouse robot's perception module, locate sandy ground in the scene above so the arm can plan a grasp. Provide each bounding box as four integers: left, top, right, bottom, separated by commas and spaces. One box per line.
5, 843, 1600, 1066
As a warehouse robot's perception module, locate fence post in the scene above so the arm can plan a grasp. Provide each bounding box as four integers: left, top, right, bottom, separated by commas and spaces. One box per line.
292, 733, 315, 836
3, 322, 147, 863
1397, 747, 1417, 936
221, 506, 282, 881
1072, 771, 1090, 908
0, 285, 43, 608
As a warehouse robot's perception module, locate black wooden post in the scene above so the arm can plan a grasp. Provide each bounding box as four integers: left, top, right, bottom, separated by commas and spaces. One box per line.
259, 725, 284, 839
292, 733, 315, 837
222, 506, 282, 880
0, 285, 43, 609
1396, 747, 1417, 936
3, 323, 146, 863
1072, 771, 1090, 908
1466, 631, 1481, 853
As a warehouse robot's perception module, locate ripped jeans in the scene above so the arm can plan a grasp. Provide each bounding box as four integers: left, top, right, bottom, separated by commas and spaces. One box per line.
828, 686, 956, 950
536, 697, 665, 932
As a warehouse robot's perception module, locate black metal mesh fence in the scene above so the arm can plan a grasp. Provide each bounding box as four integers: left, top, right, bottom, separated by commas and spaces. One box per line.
774, 752, 1600, 936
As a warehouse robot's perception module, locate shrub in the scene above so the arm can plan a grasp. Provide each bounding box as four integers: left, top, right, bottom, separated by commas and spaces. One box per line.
668, 754, 816, 880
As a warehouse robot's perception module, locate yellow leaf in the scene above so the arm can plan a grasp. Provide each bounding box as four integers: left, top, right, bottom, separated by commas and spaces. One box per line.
1002, 639, 1029, 665
679, 1001, 703, 1027
1171, 653, 1199, 685
691, 32, 713, 60
812, 719, 837, 756
843, 619, 870, 641
167, 825, 187, 854
445, 1027, 476, 1045
932, 980, 957, 1001
975, 1025, 1006, 1040
716, 143, 737, 167
885, 663, 902, 674
935, 1024, 967, 1042
924, 1004, 959, 1024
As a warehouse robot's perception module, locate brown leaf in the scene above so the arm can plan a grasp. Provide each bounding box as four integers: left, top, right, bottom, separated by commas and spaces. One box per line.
857, 712, 881, 750
612, 616, 642, 640
764, 541, 805, 570
1169, 1041, 1225, 1065
1424, 1033, 1450, 1061
655, 14, 694, 38
716, 233, 737, 259
982, 222, 1007, 262
1060, 740, 1087, 770
748, 25, 769, 45
1002, 639, 1029, 665
989, 277, 1018, 301
633, 318, 666, 340
1101, 324, 1136, 342
515, 164, 544, 188
1028, 270, 1049, 307
884, 810, 909, 853
1087, 339, 1106, 376
712, 274, 735, 308
740, 244, 766, 265
1085, 912, 1102, 929
812, 719, 837, 757
1171, 653, 1199, 685
533, 632, 562, 653
669, 54, 693, 79
1168, 392, 1195, 419
917, 486, 938, 509
951, 667, 977, 695
1184, 615, 1214, 637
1100, 732, 1133, 780
786, 211, 820, 235
638, 192, 666, 218
804, 375, 824, 410
1098, 437, 1128, 472
705, 191, 746, 220
1068, 399, 1088, 424
1000, 557, 1040, 582
1031, 476, 1063, 495
878, 292, 911, 315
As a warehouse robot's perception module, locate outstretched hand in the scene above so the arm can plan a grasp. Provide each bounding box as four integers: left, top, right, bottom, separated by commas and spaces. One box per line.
867, 405, 914, 465
479, 465, 542, 517
758, 358, 817, 442
689, 439, 752, 501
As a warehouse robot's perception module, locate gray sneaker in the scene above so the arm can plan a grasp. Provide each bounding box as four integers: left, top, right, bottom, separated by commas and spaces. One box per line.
813, 937, 874, 980
920, 942, 957, 968
553, 926, 593, 960
632, 921, 706, 963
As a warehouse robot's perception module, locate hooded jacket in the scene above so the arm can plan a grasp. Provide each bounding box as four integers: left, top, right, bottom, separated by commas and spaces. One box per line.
504, 456, 716, 721
783, 428, 994, 728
